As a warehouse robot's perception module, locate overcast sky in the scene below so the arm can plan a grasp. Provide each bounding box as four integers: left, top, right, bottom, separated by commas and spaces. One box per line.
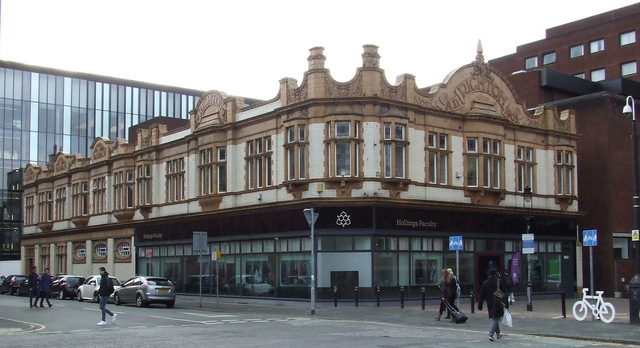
1, 0, 638, 100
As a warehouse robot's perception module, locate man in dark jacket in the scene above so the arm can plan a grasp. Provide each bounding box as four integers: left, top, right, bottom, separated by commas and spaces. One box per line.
39, 267, 53, 307
28, 266, 40, 309
97, 267, 116, 326
478, 268, 508, 341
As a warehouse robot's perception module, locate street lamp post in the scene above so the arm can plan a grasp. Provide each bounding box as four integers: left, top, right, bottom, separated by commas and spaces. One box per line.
523, 186, 533, 312
623, 96, 640, 324
303, 208, 319, 315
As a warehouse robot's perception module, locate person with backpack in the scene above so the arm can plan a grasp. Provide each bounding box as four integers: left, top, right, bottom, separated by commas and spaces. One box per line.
97, 267, 116, 326
478, 268, 508, 341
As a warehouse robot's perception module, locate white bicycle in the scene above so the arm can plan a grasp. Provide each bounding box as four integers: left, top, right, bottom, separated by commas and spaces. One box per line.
572, 288, 616, 323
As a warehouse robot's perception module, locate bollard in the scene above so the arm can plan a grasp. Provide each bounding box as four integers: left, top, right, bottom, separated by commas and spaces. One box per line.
333, 285, 338, 307
561, 291, 566, 318
376, 287, 381, 307
355, 286, 359, 307
421, 287, 426, 310
470, 291, 475, 314
400, 286, 405, 309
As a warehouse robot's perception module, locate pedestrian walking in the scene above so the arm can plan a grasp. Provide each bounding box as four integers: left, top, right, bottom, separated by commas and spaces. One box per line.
97, 267, 116, 326
478, 268, 508, 341
28, 266, 40, 309
435, 269, 459, 322
39, 267, 53, 307
502, 268, 514, 305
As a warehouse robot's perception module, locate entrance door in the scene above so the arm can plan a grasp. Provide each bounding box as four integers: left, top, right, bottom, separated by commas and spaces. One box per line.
475, 254, 503, 301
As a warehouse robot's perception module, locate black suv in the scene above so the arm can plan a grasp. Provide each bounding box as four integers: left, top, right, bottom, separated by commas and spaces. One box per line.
51, 275, 85, 300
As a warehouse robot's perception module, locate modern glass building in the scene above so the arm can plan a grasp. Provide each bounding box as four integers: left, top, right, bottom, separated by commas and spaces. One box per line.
0, 60, 204, 261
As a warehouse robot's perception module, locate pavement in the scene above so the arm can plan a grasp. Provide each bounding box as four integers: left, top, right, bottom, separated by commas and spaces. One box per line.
2, 294, 638, 345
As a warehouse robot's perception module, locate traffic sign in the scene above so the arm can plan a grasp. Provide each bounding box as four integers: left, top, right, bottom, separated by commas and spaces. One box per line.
449, 236, 463, 250
583, 229, 598, 247
633, 229, 639, 242
193, 231, 208, 253
522, 233, 535, 254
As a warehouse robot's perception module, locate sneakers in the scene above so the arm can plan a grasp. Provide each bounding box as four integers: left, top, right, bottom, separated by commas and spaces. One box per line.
489, 336, 494, 342
111, 313, 117, 324
497, 334, 504, 339
97, 321, 106, 326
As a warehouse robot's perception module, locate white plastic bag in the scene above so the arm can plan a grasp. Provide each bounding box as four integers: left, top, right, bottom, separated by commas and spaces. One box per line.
502, 308, 513, 327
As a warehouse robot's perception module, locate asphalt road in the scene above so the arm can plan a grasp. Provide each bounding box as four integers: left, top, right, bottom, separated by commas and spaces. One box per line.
0, 293, 636, 347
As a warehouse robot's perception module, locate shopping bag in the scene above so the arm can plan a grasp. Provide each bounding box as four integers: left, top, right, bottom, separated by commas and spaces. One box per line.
502, 308, 513, 327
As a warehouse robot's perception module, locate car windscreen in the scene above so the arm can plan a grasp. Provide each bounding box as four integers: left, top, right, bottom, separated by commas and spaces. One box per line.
112, 278, 122, 285
147, 278, 172, 286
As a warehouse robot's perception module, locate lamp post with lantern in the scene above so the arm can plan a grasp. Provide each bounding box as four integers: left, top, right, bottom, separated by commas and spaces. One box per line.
523, 186, 533, 312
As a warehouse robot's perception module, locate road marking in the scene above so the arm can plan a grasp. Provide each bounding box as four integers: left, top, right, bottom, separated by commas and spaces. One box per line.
149, 315, 207, 324
181, 312, 237, 318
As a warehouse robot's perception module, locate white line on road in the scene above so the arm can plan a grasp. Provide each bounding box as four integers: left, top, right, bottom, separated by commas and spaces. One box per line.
181, 312, 237, 318
149, 315, 209, 324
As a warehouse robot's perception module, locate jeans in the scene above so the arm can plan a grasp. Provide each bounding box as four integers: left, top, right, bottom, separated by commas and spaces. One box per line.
489, 317, 501, 338
99, 295, 114, 321
29, 288, 40, 307
39, 291, 51, 306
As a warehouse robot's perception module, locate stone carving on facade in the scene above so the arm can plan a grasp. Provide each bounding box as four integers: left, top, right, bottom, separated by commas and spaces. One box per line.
198, 195, 222, 210
379, 80, 406, 102
381, 180, 410, 198
286, 182, 309, 200
325, 179, 363, 198
54, 155, 68, 174
325, 75, 363, 98
193, 90, 228, 128
288, 80, 309, 104
464, 188, 506, 206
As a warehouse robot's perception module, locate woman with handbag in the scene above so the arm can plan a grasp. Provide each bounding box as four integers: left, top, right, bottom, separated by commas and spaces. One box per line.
478, 268, 509, 341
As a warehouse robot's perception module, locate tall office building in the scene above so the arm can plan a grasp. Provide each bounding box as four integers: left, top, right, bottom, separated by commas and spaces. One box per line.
489, 3, 640, 295
0, 60, 204, 261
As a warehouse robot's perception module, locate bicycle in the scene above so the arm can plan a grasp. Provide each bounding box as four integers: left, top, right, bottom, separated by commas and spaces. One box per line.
572, 288, 616, 323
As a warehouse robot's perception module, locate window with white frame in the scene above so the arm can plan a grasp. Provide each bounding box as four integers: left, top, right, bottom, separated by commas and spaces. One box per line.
117, 242, 131, 257
246, 137, 273, 189
326, 121, 360, 177
33, 195, 43, 224
71, 182, 88, 217
92, 177, 106, 214
285, 125, 306, 180
590, 39, 605, 53
383, 122, 406, 178
114, 170, 134, 209
570, 44, 584, 58
516, 146, 535, 192
427, 131, 449, 184
590, 68, 605, 82
525, 56, 538, 69
466, 138, 479, 186
622, 61, 637, 76
95, 243, 107, 258
75, 245, 86, 259
543, 52, 556, 65
166, 158, 185, 202
199, 147, 226, 195
620, 31, 636, 46
54, 187, 66, 221
482, 138, 502, 189
25, 195, 34, 225
556, 149, 574, 195
137, 164, 152, 205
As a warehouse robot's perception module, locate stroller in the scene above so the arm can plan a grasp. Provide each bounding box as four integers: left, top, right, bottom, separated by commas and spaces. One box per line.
443, 299, 468, 323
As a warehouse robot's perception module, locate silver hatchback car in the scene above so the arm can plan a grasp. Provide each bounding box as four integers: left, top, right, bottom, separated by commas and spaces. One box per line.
113, 276, 175, 308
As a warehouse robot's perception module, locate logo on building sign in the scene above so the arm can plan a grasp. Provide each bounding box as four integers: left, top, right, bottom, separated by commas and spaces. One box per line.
336, 211, 351, 227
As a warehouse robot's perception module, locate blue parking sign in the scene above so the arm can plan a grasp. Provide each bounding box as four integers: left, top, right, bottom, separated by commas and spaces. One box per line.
449, 236, 463, 250
583, 229, 598, 247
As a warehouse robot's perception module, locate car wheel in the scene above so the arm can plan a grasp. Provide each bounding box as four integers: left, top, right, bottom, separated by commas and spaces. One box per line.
136, 294, 145, 307
166, 301, 175, 308
114, 293, 122, 306
59, 291, 65, 300
77, 291, 83, 302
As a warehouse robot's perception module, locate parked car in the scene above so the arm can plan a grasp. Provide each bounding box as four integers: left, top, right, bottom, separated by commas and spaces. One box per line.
17, 277, 32, 296
114, 276, 175, 308
0, 274, 27, 295
222, 275, 273, 296
76, 275, 122, 302
51, 275, 85, 300
184, 275, 222, 294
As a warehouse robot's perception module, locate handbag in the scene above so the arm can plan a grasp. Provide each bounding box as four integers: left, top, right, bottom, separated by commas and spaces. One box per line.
502, 308, 513, 327
493, 278, 505, 299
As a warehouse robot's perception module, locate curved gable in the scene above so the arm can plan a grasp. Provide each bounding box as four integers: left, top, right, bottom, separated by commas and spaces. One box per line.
90, 137, 113, 164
